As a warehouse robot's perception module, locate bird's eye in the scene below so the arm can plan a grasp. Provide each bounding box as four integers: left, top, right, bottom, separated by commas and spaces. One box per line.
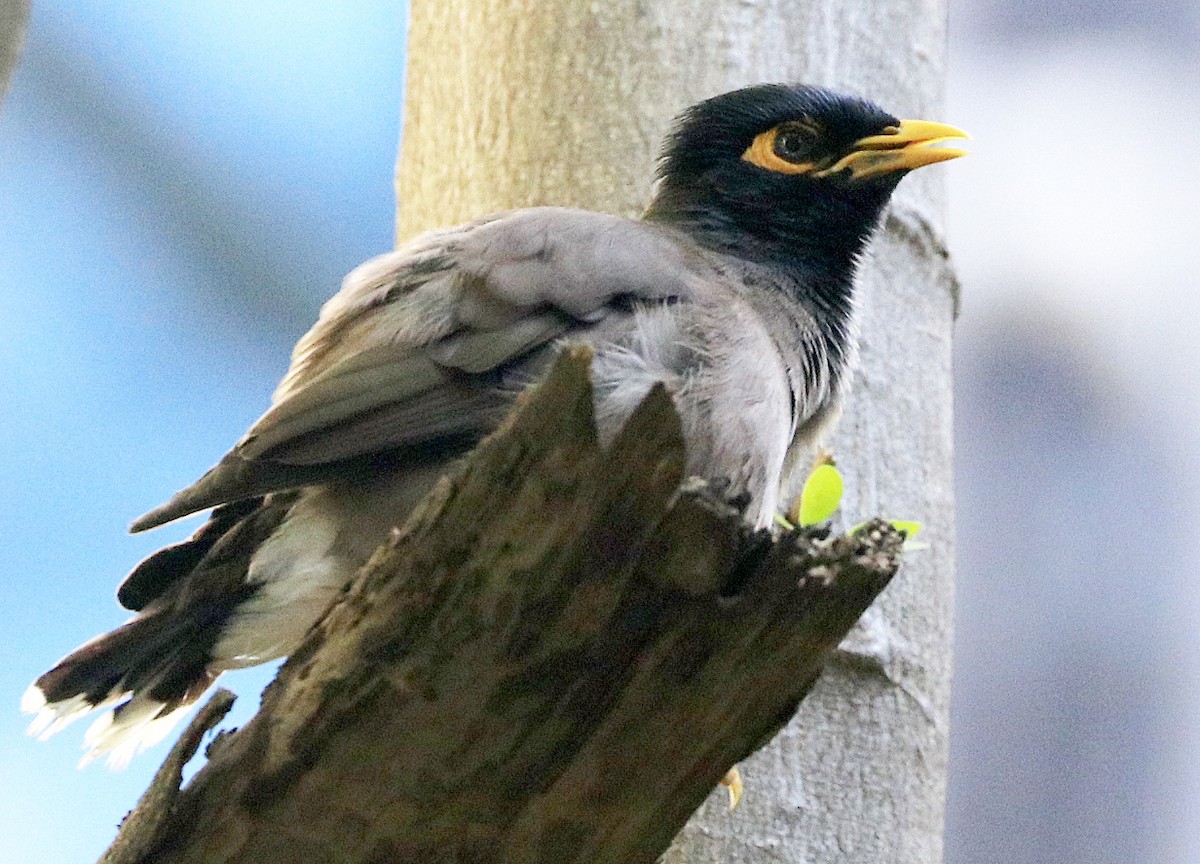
742, 121, 822, 174
772, 124, 815, 163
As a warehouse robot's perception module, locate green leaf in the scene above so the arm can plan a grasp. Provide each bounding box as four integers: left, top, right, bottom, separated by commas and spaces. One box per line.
793, 463, 844, 526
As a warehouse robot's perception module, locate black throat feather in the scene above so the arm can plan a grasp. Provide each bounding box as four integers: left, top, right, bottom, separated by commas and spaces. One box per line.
642, 84, 902, 368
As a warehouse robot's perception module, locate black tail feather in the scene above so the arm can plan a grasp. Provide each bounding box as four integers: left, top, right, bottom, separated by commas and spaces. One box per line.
25, 609, 219, 759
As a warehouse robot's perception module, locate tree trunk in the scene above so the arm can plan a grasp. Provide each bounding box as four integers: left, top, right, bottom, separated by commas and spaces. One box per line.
0, 0, 29, 108
397, 2, 957, 863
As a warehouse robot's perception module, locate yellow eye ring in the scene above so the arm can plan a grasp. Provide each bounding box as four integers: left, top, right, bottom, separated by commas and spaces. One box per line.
742, 125, 818, 175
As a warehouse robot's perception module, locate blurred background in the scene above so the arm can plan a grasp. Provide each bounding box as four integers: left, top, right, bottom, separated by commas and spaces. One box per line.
1, 2, 1196, 861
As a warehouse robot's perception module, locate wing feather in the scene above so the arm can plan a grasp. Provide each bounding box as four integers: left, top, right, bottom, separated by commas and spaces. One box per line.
131, 208, 713, 532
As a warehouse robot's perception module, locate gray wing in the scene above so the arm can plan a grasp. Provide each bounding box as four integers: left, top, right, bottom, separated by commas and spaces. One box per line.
131, 207, 715, 532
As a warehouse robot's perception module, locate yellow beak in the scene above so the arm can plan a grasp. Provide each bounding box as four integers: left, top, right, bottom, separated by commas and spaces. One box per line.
815, 119, 970, 180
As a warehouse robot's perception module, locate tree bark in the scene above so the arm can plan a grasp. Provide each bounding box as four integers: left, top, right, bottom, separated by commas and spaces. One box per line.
397, 2, 957, 863
0, 0, 29, 108
99, 350, 902, 863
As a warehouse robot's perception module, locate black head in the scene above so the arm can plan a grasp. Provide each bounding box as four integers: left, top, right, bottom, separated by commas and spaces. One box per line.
645, 84, 967, 273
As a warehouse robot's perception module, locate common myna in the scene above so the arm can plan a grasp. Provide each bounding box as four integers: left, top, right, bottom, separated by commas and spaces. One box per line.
24, 83, 966, 766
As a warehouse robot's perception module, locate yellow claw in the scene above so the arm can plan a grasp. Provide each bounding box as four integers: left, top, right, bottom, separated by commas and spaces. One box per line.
720, 765, 744, 810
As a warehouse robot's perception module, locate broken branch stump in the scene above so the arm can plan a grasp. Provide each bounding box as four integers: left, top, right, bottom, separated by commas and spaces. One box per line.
111, 348, 902, 864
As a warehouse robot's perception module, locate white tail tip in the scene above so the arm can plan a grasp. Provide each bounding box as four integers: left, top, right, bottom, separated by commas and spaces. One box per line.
24, 691, 96, 741
79, 697, 189, 770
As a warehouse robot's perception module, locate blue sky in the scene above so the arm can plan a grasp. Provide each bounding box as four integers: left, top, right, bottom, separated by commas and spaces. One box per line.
1, 4, 406, 860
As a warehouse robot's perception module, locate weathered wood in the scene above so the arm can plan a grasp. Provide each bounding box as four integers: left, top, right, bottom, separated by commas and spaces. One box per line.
100, 690, 236, 864
115, 349, 900, 864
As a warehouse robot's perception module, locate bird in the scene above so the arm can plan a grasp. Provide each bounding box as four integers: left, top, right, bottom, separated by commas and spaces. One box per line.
23, 83, 967, 767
